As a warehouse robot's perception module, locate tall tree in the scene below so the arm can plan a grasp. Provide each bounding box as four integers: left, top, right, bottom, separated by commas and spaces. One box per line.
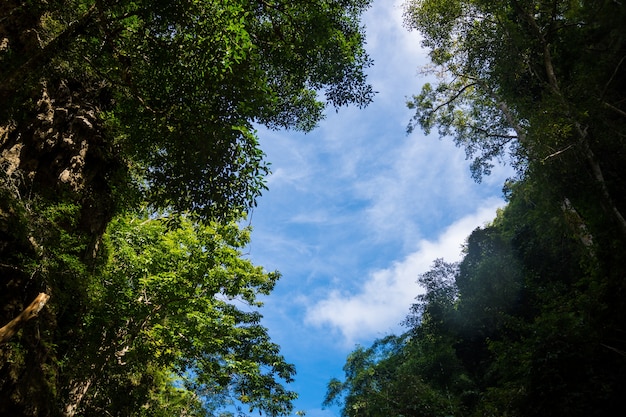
1, 0, 374, 415
59, 212, 296, 417
403, 4, 626, 410
404, 0, 626, 241
327, 2, 626, 416
327, 261, 469, 417
324, 334, 460, 417
1, 0, 374, 222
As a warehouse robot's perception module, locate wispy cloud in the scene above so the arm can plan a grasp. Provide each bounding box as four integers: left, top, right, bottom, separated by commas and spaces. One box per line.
363, 1, 428, 103
353, 133, 477, 247
304, 198, 503, 346
246, 1, 514, 414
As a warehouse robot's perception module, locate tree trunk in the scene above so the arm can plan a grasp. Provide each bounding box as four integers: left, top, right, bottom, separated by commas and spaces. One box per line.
513, 0, 626, 239
62, 377, 94, 417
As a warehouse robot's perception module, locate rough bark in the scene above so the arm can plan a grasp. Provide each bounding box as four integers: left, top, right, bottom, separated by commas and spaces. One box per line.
0, 70, 124, 417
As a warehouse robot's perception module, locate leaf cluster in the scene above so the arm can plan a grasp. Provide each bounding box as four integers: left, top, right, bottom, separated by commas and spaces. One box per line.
328, 2, 626, 405
2, 1, 376, 414
328, 159, 626, 416
1, 0, 375, 221
50, 210, 297, 416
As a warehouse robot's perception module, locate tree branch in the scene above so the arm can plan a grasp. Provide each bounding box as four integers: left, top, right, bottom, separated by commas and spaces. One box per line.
602, 54, 626, 99
512, 0, 560, 93
0, 292, 50, 344
431, 82, 479, 115
511, 0, 626, 238
542, 144, 575, 162
495, 99, 528, 144
604, 101, 626, 119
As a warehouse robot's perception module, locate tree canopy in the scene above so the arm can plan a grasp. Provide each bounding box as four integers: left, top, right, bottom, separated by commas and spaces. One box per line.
404, 0, 626, 239
1, 0, 374, 220
327, 1, 626, 416
327, 188, 626, 416
60, 212, 297, 416
1, 0, 374, 415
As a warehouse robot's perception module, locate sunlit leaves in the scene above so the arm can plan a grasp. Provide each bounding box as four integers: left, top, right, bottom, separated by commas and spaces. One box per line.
75, 211, 295, 416
325, 333, 462, 417
1, 1, 376, 415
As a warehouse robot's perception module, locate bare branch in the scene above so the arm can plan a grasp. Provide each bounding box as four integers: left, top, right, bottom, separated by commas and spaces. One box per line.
430, 82, 479, 115
601, 343, 626, 357
0, 292, 50, 344
602, 54, 626, 99
541, 144, 575, 162
495, 100, 528, 144
604, 101, 626, 119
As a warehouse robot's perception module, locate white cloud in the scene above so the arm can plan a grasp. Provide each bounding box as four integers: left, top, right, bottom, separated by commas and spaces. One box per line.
304, 198, 503, 346
362, 0, 428, 101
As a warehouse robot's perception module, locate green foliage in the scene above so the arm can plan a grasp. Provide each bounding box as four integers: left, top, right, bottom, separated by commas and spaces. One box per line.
1, 0, 374, 221
384, 4, 626, 413
0, 188, 99, 415
324, 334, 460, 417
331, 180, 626, 416
2, 1, 375, 414
405, 0, 626, 242
405, 258, 458, 334
328, 262, 471, 417
59, 211, 296, 416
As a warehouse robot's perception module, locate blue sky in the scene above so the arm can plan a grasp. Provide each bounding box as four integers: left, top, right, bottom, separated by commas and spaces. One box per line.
246, 1, 513, 416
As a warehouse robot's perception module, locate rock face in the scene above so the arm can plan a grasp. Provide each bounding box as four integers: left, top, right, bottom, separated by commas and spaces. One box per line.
1, 0, 123, 233
1, 77, 122, 245
0, 76, 125, 417
0, 4, 129, 412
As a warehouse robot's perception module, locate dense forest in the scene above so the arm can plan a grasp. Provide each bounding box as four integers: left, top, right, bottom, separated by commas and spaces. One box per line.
3, 0, 626, 416
0, 0, 372, 416
325, 0, 626, 416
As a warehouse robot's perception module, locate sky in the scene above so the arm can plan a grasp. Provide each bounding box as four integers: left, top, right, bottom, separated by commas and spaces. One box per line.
245, 1, 513, 416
